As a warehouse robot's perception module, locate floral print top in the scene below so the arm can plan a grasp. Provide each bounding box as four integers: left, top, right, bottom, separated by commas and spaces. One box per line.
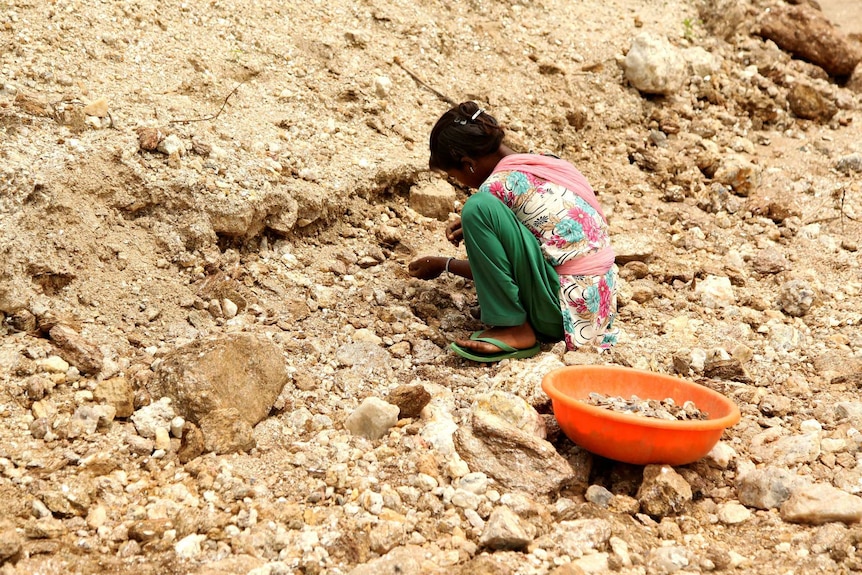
478, 169, 619, 350
478, 170, 612, 266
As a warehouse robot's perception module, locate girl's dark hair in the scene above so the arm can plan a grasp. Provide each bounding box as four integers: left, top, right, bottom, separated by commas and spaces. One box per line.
428, 101, 505, 171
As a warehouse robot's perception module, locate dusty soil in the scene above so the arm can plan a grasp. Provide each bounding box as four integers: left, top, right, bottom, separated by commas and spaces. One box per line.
1, 0, 862, 573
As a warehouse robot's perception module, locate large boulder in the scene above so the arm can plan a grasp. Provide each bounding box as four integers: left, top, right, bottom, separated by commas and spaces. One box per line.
758, 4, 862, 77
152, 333, 289, 426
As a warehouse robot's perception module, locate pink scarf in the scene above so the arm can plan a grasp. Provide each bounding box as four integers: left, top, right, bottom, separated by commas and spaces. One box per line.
492, 153, 607, 220
492, 153, 615, 277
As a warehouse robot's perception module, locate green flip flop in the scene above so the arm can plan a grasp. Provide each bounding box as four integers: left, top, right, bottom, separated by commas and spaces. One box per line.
450, 336, 541, 363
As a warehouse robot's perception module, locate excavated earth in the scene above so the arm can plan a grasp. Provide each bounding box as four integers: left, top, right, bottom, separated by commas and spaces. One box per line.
1, 0, 862, 573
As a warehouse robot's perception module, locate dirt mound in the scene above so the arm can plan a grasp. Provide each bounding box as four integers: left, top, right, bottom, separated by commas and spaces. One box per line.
2, 0, 862, 573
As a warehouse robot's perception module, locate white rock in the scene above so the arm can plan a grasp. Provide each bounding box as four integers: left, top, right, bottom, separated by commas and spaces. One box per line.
374, 76, 392, 98
451, 489, 480, 510
623, 33, 687, 95
170, 416, 185, 438
458, 472, 489, 495
344, 397, 399, 440
222, 298, 238, 319
37, 356, 70, 373
175, 534, 206, 559
705, 441, 737, 469
130, 397, 176, 439
718, 501, 752, 524
157, 134, 185, 156
695, 275, 735, 308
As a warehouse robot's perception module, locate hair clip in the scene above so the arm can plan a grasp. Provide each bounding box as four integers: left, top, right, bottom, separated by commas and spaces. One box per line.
454, 108, 485, 126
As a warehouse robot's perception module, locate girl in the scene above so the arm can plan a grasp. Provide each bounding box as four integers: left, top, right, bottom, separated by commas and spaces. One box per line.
409, 102, 618, 362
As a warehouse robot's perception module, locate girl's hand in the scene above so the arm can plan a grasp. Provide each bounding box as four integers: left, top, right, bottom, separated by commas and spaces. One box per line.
408, 256, 447, 280
446, 217, 463, 247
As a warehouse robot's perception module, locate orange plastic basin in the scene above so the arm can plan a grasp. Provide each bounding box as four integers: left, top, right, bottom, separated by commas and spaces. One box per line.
542, 365, 741, 466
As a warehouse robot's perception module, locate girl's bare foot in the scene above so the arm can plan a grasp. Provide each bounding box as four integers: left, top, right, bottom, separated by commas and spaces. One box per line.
454, 322, 537, 354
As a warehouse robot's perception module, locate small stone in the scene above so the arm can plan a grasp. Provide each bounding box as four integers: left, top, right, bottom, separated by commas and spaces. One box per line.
386, 384, 431, 419
200, 407, 256, 454
777, 279, 817, 317
344, 397, 400, 440
154, 427, 172, 451
705, 441, 737, 469
82, 97, 109, 117
177, 422, 205, 463
137, 127, 165, 151
737, 466, 806, 510
717, 501, 752, 524
157, 134, 185, 156
374, 76, 392, 98
479, 506, 531, 550
695, 275, 735, 308
48, 324, 104, 375
94, 377, 134, 418
787, 84, 837, 122
37, 356, 69, 373
712, 156, 761, 197
585, 485, 614, 507
409, 178, 457, 221
835, 153, 862, 176
222, 298, 238, 319
637, 465, 693, 518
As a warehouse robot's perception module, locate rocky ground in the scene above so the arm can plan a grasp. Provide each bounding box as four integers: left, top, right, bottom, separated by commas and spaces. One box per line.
2, 0, 862, 573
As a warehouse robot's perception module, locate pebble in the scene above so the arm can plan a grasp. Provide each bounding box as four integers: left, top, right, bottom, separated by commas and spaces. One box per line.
344, 397, 399, 440
479, 506, 531, 550
717, 502, 752, 524
37, 356, 70, 373
583, 393, 708, 421
82, 97, 109, 117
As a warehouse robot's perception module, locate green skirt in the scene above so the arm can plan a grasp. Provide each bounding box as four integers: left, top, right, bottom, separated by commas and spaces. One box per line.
461, 191, 564, 342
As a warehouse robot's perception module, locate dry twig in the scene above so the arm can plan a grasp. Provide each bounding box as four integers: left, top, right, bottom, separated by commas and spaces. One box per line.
170, 82, 245, 124
394, 57, 456, 105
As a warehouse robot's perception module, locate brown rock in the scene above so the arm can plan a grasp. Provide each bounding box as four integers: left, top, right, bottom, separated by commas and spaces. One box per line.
82, 97, 109, 117
637, 465, 693, 517
549, 564, 587, 575
0, 520, 23, 563
386, 384, 432, 419
137, 127, 165, 152
758, 4, 862, 77
94, 377, 135, 418
409, 178, 457, 221
48, 324, 104, 375
750, 249, 789, 275
9, 309, 36, 333
746, 193, 802, 223
152, 333, 289, 426
787, 84, 837, 121
781, 484, 862, 524
704, 358, 751, 383
200, 408, 256, 454
178, 422, 206, 463
455, 554, 515, 575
